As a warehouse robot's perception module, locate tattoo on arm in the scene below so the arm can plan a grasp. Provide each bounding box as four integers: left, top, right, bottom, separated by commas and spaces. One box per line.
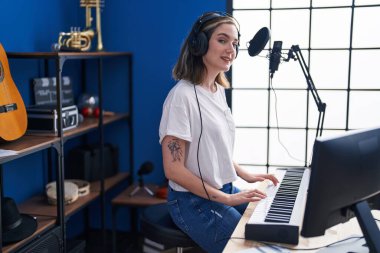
168, 138, 183, 162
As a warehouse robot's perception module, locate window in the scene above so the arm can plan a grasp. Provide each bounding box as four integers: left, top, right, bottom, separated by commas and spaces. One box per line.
230, 1, 380, 175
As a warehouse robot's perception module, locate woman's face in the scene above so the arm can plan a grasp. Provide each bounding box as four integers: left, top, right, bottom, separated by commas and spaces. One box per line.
202, 23, 239, 75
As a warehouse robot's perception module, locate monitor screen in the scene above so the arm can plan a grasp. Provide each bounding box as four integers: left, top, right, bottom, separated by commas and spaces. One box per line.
301, 126, 380, 251
369, 193, 380, 210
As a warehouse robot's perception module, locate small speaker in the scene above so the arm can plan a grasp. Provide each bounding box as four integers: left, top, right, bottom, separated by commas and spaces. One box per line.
66, 143, 119, 182
18, 226, 62, 253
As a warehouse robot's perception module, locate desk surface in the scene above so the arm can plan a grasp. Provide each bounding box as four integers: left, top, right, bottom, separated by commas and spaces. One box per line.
112, 183, 166, 207
223, 181, 380, 253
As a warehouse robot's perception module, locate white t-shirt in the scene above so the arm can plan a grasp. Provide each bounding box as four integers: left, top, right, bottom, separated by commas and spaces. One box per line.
159, 79, 238, 191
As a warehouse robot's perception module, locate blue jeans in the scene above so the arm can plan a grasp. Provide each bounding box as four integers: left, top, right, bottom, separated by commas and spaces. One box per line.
167, 183, 247, 253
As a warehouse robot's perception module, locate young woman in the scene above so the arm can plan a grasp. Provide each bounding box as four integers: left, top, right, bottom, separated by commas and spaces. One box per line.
159, 12, 279, 253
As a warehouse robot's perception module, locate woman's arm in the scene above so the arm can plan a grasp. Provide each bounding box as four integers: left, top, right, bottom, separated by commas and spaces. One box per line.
162, 135, 266, 206
234, 161, 279, 186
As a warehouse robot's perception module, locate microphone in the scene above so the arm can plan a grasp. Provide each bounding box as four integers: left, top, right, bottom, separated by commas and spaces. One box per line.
137, 161, 154, 176
247, 27, 270, 57
269, 41, 283, 78
129, 161, 155, 197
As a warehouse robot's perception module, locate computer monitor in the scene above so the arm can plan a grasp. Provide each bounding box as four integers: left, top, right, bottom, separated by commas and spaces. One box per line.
369, 193, 380, 210
301, 126, 380, 252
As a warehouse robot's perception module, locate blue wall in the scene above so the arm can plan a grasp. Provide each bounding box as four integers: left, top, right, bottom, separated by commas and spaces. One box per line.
102, 0, 227, 184
0, 0, 226, 235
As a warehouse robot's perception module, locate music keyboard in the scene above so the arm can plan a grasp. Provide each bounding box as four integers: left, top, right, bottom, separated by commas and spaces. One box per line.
245, 167, 310, 244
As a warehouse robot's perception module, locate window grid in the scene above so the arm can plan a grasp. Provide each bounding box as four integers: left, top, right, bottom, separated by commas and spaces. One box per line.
229, 0, 380, 172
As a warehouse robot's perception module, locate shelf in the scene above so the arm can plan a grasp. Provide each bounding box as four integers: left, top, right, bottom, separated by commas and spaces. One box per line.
3, 173, 129, 252
19, 193, 99, 218
3, 215, 56, 253
0, 113, 128, 164
1, 51, 133, 252
91, 172, 130, 192
18, 172, 129, 218
7, 51, 132, 60
0, 135, 59, 164
63, 113, 129, 141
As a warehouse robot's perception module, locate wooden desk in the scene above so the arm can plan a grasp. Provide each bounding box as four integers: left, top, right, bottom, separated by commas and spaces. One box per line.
112, 183, 167, 207
111, 183, 167, 253
223, 181, 380, 252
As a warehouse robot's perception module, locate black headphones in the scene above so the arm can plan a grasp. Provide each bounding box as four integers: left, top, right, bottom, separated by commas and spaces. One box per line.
188, 12, 240, 57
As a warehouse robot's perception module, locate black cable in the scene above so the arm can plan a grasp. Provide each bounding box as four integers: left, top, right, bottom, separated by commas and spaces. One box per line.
193, 84, 219, 243
193, 84, 212, 201
194, 84, 248, 245
194, 84, 249, 246
262, 235, 364, 251
270, 78, 305, 164
218, 235, 364, 251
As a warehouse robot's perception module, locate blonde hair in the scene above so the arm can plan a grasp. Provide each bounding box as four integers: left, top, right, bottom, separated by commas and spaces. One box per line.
172, 13, 239, 88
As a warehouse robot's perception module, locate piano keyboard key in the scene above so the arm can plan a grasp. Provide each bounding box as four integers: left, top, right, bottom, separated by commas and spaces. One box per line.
245, 167, 311, 245
264, 169, 304, 223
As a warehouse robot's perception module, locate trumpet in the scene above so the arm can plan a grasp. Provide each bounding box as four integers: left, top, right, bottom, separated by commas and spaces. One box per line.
58, 27, 95, 52
54, 0, 104, 52
81, 0, 104, 51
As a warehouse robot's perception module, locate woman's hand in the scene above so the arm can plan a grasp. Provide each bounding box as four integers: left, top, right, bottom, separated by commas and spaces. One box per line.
248, 174, 279, 186
224, 189, 267, 206
233, 162, 279, 186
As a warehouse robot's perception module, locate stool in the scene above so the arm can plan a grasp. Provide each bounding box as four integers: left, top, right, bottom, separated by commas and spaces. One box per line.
140, 203, 197, 253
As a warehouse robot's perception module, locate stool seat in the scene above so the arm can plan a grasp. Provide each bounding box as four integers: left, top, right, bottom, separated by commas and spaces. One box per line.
140, 203, 196, 249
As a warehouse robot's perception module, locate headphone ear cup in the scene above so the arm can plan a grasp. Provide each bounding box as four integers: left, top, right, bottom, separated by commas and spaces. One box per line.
235, 45, 239, 58
189, 32, 209, 56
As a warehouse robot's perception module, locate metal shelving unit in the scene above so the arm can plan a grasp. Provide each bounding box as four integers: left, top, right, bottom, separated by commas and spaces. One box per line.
0, 51, 133, 253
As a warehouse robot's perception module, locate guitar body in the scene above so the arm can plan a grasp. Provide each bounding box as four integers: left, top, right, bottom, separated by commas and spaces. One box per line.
0, 44, 27, 141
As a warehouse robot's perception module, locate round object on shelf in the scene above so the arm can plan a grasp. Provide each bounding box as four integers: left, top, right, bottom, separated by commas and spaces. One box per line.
46, 181, 79, 205
66, 179, 90, 197
78, 93, 99, 110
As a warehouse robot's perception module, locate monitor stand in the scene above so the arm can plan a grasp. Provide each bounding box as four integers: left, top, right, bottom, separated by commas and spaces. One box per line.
352, 200, 380, 253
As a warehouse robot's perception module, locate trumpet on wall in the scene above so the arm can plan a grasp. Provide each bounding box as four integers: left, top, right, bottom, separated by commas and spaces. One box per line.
57, 27, 94, 52
81, 0, 104, 51
54, 0, 104, 52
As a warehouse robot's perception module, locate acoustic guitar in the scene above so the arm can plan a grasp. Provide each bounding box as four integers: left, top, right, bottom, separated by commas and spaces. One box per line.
0, 43, 27, 141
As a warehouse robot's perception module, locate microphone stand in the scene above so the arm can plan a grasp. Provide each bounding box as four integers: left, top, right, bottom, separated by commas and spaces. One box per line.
285, 45, 326, 138
129, 175, 154, 197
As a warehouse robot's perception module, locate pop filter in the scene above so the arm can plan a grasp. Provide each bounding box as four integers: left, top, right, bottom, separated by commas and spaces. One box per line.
248, 27, 270, 57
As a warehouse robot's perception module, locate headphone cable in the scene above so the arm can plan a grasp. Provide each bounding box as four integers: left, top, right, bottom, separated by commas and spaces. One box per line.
193, 84, 211, 201
193, 84, 219, 243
